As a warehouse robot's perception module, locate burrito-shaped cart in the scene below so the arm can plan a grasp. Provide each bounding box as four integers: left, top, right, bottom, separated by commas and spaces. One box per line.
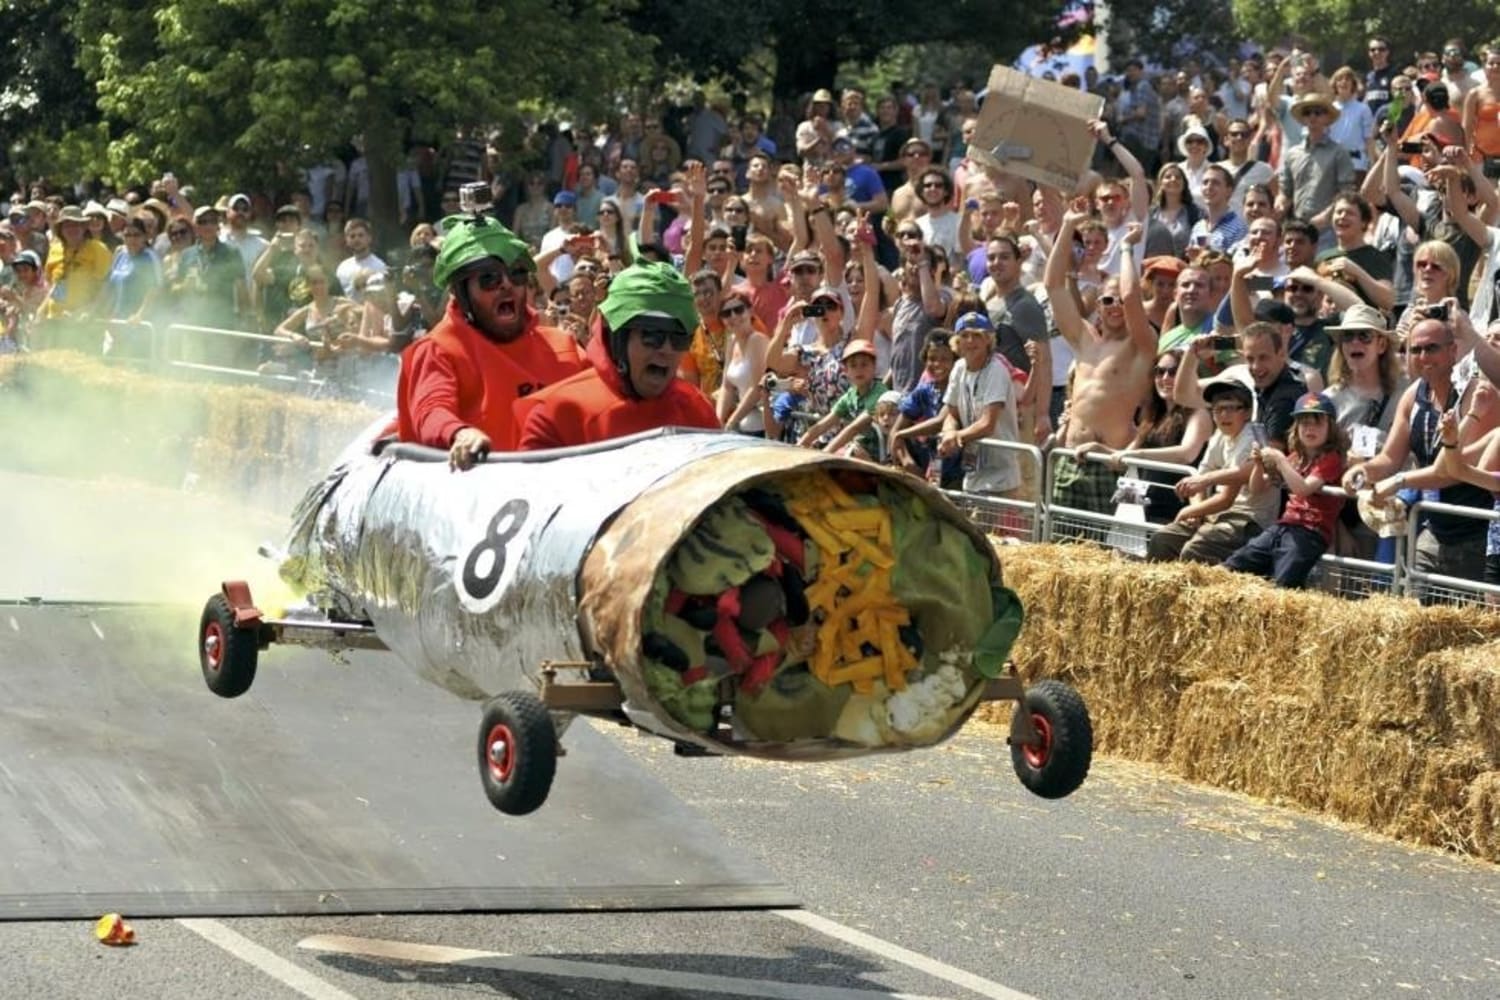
200, 425, 1091, 816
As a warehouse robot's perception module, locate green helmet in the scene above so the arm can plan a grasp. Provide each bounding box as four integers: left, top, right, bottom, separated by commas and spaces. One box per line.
596, 259, 700, 339
433, 214, 534, 290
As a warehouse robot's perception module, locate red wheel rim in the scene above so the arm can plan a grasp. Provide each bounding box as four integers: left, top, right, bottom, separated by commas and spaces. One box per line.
203, 621, 224, 672
486, 722, 516, 783
1022, 712, 1053, 769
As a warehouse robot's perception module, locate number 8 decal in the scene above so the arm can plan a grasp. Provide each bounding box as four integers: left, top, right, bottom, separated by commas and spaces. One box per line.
457, 499, 530, 611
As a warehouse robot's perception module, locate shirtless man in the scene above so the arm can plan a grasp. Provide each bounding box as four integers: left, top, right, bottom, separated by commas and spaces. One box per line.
742, 151, 785, 245
1046, 213, 1157, 514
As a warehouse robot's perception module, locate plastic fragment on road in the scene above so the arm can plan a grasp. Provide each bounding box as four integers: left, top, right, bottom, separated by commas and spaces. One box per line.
95, 912, 136, 946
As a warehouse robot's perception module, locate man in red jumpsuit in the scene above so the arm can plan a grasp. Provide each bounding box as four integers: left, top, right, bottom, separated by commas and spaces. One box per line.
397, 215, 585, 468
518, 260, 720, 450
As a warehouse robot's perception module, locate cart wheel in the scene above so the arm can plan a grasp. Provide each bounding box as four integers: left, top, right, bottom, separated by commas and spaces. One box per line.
1010, 679, 1092, 799
199, 593, 258, 698
477, 691, 557, 816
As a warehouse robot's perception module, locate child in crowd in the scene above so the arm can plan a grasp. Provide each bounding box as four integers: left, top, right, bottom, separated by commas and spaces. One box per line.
890, 330, 962, 486
826, 389, 903, 462
797, 339, 883, 454
1146, 373, 1279, 563
1223, 392, 1349, 587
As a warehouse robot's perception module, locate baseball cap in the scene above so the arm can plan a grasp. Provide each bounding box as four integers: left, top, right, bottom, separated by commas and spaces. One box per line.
553, 190, 578, 207
877, 390, 904, 407
954, 311, 995, 334
831, 135, 854, 152
1143, 256, 1185, 279
106, 198, 131, 217
14, 250, 40, 269
1291, 391, 1337, 419
809, 283, 841, 306
1200, 370, 1255, 406
228, 193, 252, 212
274, 203, 302, 220
788, 249, 822, 270
842, 338, 877, 361
193, 205, 220, 223
1253, 299, 1295, 325
811, 88, 835, 104
364, 272, 387, 293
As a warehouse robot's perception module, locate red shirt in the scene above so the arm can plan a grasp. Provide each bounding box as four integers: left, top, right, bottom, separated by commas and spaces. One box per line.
735, 279, 790, 334
1279, 450, 1345, 545
396, 301, 585, 452
517, 325, 721, 450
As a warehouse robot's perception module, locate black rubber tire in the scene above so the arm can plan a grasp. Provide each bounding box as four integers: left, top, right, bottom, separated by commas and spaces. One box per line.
199, 593, 258, 698
1010, 679, 1092, 799
477, 691, 558, 816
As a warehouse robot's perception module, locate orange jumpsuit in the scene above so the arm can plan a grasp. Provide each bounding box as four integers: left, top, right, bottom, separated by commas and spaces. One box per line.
396, 301, 585, 451
517, 324, 720, 450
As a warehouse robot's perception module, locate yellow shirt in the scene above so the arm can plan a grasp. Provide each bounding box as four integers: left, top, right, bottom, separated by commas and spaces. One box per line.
43, 238, 113, 318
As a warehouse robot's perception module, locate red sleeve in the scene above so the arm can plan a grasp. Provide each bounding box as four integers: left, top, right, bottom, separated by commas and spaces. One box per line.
679, 386, 723, 430
1310, 450, 1345, 483
398, 339, 468, 448
518, 399, 566, 451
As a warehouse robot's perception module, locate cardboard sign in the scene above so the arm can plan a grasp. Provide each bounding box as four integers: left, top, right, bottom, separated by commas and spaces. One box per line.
969, 65, 1104, 192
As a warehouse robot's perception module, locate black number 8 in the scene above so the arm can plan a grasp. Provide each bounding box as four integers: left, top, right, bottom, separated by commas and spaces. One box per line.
462, 499, 530, 601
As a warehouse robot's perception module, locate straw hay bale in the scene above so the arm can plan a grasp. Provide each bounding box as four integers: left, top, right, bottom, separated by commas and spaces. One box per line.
1168, 680, 1328, 810
1323, 730, 1488, 851
1466, 771, 1500, 863
1437, 642, 1500, 764
1, 352, 374, 509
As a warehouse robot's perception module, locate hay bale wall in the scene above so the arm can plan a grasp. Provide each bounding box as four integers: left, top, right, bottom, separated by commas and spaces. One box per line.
0, 352, 375, 511
981, 544, 1500, 863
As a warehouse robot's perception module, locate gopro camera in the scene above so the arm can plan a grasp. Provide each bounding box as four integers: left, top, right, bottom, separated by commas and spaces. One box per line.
458, 182, 492, 215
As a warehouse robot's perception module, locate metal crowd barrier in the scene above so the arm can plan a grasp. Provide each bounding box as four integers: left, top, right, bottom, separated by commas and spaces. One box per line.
939, 445, 1483, 606
1402, 500, 1500, 607
30, 317, 395, 407
941, 439, 1045, 543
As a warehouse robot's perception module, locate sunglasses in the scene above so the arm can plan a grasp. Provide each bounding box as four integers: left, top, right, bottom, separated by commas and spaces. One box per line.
472, 263, 532, 290
719, 303, 748, 318
1099, 294, 1120, 306
920, 181, 946, 189
1154, 365, 1179, 376
1408, 341, 1451, 356
1285, 282, 1317, 293
169, 229, 191, 237
903, 149, 931, 158
1414, 259, 1445, 271
599, 207, 619, 215
791, 264, 820, 275
1339, 330, 1377, 343
633, 325, 694, 350
1302, 108, 1330, 117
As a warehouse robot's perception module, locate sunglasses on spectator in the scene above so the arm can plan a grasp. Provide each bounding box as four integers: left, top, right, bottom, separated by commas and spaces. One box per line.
1414, 259, 1445, 271
1302, 108, 1330, 117
920, 181, 945, 189
1285, 281, 1317, 293
169, 228, 191, 238
599, 206, 618, 215
1099, 294, 1120, 306
632, 325, 693, 350
1154, 365, 1178, 376
791, 264, 820, 275
1339, 330, 1377, 343
719, 302, 749, 318
903, 149, 931, 158
471, 263, 532, 290
1408, 341, 1451, 356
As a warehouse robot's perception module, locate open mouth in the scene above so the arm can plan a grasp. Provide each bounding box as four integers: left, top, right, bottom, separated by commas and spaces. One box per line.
644, 363, 672, 379
496, 301, 518, 321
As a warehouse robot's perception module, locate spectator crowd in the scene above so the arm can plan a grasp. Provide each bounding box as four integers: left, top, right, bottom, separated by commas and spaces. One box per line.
4, 35, 1500, 595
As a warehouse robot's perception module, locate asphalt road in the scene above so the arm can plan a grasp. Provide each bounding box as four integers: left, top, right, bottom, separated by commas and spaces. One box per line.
3, 468, 1499, 1000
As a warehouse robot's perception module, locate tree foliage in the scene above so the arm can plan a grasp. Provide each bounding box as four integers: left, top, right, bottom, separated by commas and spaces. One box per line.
1229, 0, 1500, 69
46, 0, 641, 237
629, 0, 1062, 99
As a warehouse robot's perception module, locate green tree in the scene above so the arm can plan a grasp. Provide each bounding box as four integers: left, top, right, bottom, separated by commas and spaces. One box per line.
629, 0, 1061, 100
66, 0, 642, 244
0, 0, 97, 189
1229, 0, 1500, 70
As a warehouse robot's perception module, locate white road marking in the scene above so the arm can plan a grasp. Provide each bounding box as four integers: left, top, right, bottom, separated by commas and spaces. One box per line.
178, 919, 361, 1000
298, 932, 950, 1000
91, 621, 105, 640
774, 910, 1038, 1000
